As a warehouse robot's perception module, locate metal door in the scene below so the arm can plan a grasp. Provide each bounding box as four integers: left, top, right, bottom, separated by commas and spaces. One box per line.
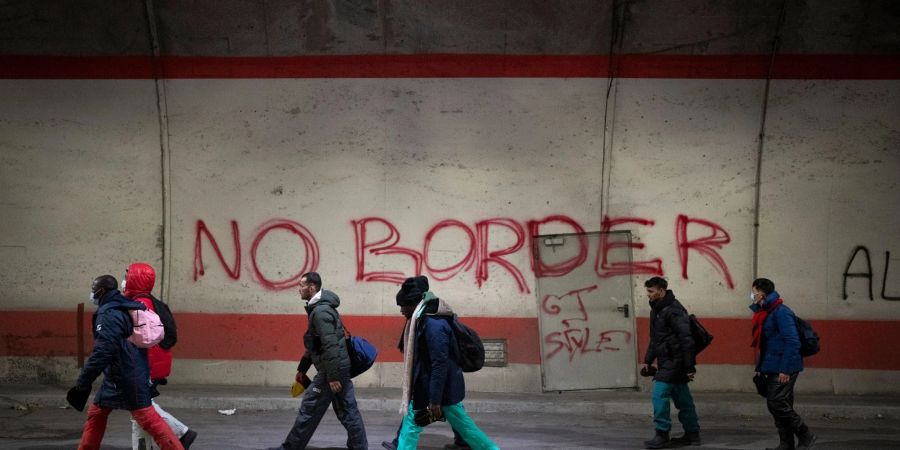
534, 231, 637, 391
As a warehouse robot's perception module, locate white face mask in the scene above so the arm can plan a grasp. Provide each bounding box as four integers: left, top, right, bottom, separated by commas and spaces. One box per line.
749, 292, 756, 303
120, 279, 127, 290
89, 291, 100, 305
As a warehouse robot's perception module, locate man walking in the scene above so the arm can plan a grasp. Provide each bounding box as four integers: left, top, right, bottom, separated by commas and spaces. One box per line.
270, 272, 367, 450
70, 275, 183, 450
751, 278, 817, 450
641, 277, 701, 449
395, 276, 498, 450
123, 262, 198, 449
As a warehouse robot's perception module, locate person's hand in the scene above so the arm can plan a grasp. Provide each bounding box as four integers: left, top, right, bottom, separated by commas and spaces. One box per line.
777, 372, 790, 384
687, 372, 695, 381
428, 403, 442, 421
329, 380, 342, 393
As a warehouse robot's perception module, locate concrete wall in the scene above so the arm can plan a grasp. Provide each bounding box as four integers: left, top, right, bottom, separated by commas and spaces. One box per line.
1, 0, 899, 393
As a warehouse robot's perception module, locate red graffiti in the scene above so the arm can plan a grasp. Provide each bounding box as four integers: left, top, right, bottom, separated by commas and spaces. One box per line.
528, 215, 587, 277
192, 219, 320, 291
250, 219, 320, 290
541, 285, 597, 327
193, 220, 241, 281
596, 216, 663, 278
676, 214, 734, 289
544, 328, 633, 361
193, 213, 735, 292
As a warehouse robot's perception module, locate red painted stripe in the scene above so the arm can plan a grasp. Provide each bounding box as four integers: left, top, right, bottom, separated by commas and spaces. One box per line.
1, 54, 897, 80
2, 311, 897, 370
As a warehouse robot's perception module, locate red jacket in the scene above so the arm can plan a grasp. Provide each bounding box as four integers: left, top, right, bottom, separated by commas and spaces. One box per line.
123, 262, 172, 381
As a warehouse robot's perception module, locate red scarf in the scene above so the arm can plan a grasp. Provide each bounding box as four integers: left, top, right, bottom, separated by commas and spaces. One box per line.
751, 298, 783, 348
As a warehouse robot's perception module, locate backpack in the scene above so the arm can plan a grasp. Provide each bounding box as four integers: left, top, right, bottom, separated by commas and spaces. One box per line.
687, 314, 713, 355
133, 293, 177, 349
448, 315, 485, 372
127, 307, 165, 348
794, 316, 820, 357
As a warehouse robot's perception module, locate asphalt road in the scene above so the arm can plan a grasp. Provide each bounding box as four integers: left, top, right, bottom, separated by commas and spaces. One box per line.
2, 404, 899, 449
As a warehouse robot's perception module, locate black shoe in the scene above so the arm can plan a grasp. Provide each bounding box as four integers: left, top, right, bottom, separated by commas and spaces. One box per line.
797, 430, 817, 449
382, 440, 398, 450
644, 430, 670, 449
670, 431, 700, 446
180, 429, 198, 449
765, 444, 795, 450
444, 443, 472, 450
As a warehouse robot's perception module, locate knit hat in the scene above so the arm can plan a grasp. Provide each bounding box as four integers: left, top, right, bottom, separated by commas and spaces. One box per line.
396, 276, 429, 306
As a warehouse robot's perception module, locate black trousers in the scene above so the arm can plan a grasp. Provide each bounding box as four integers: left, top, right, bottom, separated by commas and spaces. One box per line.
765, 372, 805, 433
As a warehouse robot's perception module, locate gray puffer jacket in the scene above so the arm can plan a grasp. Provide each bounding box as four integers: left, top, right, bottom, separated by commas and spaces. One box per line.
297, 290, 351, 382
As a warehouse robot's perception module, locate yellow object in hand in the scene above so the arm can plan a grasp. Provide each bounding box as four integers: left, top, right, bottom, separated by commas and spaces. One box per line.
291, 380, 305, 397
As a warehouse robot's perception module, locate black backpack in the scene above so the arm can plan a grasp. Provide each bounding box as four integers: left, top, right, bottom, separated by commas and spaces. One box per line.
133, 293, 177, 350
687, 314, 713, 355
448, 315, 485, 372
794, 316, 820, 357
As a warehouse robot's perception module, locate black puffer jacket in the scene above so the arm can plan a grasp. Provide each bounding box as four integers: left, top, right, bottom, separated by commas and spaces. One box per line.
643, 290, 696, 383
297, 290, 350, 382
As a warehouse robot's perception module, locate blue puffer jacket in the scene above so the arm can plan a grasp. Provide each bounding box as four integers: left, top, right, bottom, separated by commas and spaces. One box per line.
77, 289, 152, 410
750, 291, 803, 375
411, 293, 465, 410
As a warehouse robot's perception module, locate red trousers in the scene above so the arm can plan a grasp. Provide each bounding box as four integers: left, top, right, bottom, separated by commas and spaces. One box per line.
78, 403, 184, 450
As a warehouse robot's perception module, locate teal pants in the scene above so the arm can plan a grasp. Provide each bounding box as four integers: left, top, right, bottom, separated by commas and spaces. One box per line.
398, 403, 499, 450
651, 380, 699, 433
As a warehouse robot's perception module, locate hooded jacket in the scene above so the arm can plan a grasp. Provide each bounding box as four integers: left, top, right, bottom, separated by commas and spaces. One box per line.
750, 291, 803, 374
644, 290, 696, 383
410, 292, 465, 409
76, 289, 152, 410
123, 262, 172, 381
298, 289, 351, 382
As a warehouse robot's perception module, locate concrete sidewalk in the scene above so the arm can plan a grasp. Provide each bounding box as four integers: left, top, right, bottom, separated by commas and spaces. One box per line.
2, 384, 897, 420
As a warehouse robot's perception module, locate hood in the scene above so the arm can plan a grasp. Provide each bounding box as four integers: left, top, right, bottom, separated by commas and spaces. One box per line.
420, 291, 455, 317
650, 289, 677, 311
123, 262, 155, 298
306, 289, 340, 313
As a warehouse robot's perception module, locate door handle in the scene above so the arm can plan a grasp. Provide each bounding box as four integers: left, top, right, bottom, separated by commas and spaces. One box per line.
616, 304, 630, 318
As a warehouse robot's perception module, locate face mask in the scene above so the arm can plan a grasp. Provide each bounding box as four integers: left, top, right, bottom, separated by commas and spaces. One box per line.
89, 291, 100, 305
749, 293, 756, 303
120, 279, 127, 290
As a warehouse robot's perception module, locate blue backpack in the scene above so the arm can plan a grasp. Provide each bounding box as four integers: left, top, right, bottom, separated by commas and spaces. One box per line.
346, 334, 378, 378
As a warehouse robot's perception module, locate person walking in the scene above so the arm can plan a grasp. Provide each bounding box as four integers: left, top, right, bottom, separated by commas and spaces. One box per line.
123, 262, 198, 449
69, 275, 183, 450
395, 275, 498, 450
269, 272, 367, 450
641, 276, 701, 449
751, 278, 817, 450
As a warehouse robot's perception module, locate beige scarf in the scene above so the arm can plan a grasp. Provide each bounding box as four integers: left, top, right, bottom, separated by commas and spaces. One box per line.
399, 300, 428, 415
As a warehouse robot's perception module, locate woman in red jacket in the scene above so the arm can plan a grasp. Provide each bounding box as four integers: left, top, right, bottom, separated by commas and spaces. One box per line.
124, 262, 198, 449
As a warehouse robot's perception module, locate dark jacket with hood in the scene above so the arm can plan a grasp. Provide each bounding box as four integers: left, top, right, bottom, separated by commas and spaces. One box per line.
76, 289, 152, 410
409, 292, 465, 409
750, 291, 803, 375
298, 289, 351, 382
644, 290, 696, 384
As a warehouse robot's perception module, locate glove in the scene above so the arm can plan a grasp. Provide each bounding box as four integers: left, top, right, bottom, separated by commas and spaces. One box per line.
66, 385, 91, 412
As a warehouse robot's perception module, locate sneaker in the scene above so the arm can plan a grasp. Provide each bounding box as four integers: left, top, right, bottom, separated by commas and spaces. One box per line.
644, 429, 670, 449
179, 429, 198, 449
382, 440, 398, 450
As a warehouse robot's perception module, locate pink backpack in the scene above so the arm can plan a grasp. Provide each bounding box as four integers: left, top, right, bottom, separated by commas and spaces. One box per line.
128, 308, 165, 348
